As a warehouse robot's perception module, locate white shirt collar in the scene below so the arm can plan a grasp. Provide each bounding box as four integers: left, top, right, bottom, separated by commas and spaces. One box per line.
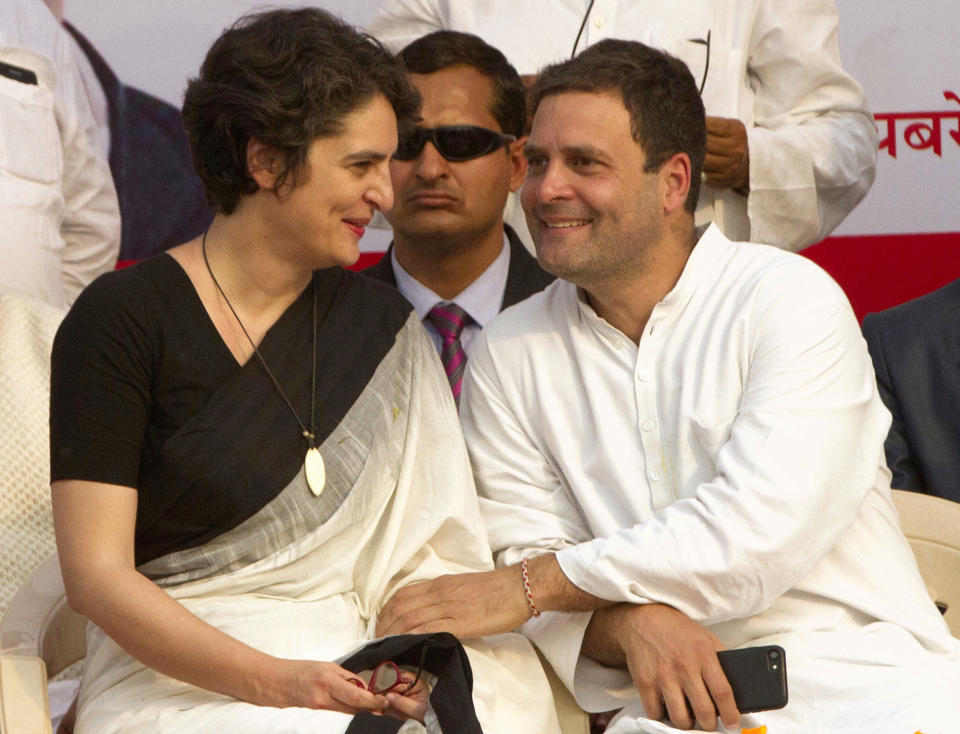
390, 231, 511, 327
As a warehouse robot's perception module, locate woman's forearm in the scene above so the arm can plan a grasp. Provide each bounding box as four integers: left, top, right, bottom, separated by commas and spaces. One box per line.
52, 479, 387, 714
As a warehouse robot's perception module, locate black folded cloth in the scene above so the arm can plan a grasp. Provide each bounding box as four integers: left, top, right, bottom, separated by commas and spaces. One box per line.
343, 632, 483, 734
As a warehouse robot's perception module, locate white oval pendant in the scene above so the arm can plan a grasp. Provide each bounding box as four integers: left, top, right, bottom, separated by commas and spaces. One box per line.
304, 447, 326, 497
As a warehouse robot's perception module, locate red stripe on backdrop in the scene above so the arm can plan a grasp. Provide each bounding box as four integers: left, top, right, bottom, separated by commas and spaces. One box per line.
803, 231, 960, 322
120, 232, 960, 324
348, 232, 960, 323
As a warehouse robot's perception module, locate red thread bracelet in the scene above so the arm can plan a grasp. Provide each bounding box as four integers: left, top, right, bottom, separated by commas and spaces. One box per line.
521, 558, 541, 618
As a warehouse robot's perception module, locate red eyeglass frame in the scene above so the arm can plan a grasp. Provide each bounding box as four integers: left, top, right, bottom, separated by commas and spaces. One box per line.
347, 660, 417, 695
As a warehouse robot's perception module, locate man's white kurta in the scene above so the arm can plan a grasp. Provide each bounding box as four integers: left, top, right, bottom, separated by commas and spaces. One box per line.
460, 225, 960, 732
0, 0, 120, 307
369, 0, 877, 252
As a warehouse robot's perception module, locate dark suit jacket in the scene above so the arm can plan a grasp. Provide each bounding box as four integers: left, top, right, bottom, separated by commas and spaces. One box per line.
363, 224, 554, 311
64, 24, 214, 262
862, 278, 960, 502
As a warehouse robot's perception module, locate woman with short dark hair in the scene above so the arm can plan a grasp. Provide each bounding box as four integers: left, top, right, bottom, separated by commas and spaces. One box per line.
49, 9, 560, 733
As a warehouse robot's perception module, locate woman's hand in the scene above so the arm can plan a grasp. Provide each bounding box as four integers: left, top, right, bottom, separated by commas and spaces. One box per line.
263, 659, 389, 714
383, 673, 430, 723
275, 663, 429, 722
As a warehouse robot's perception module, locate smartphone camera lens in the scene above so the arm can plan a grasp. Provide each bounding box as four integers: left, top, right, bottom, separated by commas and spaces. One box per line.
768, 649, 780, 670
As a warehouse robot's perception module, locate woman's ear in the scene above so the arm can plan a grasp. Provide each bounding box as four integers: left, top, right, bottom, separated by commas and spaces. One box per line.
246, 137, 282, 190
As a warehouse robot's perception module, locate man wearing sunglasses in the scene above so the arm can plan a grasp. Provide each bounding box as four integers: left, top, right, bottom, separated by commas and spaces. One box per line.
365, 31, 553, 402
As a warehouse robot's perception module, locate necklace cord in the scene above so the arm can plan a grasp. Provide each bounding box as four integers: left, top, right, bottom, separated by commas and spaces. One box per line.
310, 270, 317, 447
201, 230, 317, 447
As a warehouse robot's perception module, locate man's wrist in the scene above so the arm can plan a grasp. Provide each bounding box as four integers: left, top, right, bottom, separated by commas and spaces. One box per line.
733, 148, 750, 194
520, 558, 541, 617
581, 605, 629, 667
522, 552, 610, 615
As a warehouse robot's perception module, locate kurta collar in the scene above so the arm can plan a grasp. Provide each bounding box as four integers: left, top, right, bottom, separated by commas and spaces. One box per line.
574, 222, 727, 341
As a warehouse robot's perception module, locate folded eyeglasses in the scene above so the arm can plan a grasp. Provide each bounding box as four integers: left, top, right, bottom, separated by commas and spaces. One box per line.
347, 659, 425, 696
394, 125, 517, 162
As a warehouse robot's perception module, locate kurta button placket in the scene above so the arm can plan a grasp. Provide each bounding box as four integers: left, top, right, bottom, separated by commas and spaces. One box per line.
634, 346, 668, 500
636, 296, 673, 504
588, 0, 617, 42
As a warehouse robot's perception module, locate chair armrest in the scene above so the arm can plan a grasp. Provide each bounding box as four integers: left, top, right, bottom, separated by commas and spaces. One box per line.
891, 489, 960, 637
0, 555, 86, 678
0, 653, 52, 734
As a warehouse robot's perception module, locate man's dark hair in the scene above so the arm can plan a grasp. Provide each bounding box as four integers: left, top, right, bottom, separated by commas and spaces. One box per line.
530, 39, 706, 213
182, 8, 419, 214
399, 31, 525, 140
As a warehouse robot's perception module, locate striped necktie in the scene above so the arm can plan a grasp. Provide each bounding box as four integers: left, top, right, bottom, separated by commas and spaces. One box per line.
426, 302, 472, 405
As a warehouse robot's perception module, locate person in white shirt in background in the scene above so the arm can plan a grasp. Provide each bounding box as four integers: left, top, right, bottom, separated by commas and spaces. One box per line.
369, 0, 878, 253
375, 39, 960, 733
0, 0, 119, 308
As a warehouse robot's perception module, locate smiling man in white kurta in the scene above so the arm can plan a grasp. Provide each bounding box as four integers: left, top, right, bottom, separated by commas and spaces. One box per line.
375, 39, 960, 733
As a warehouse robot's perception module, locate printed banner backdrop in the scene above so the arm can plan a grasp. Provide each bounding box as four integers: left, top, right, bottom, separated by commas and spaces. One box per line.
63, 0, 959, 319
808, 1, 960, 319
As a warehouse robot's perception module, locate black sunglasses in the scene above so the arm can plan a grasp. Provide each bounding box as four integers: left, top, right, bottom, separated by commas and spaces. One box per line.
394, 125, 517, 162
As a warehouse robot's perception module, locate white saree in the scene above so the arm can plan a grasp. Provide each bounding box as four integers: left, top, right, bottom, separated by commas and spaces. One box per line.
74, 312, 560, 734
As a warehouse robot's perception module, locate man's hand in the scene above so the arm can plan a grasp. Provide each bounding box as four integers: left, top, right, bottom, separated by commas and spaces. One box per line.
583, 603, 739, 731
376, 567, 531, 638
704, 116, 750, 191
